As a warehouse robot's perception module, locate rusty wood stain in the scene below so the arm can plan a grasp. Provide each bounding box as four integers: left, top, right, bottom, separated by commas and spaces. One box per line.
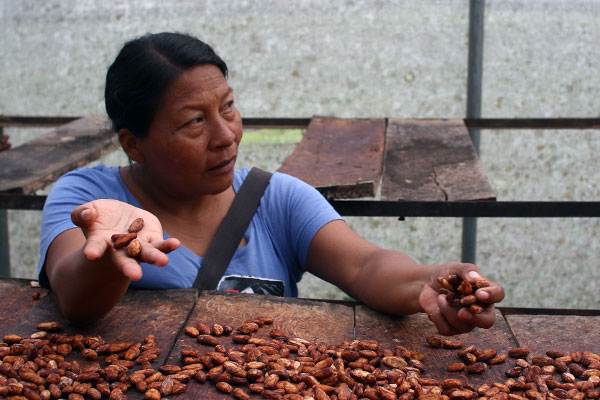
278, 116, 386, 199
505, 314, 600, 355
0, 279, 49, 337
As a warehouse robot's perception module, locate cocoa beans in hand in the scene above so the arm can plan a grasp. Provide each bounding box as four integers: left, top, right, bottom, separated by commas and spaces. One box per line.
437, 273, 489, 314
111, 218, 144, 255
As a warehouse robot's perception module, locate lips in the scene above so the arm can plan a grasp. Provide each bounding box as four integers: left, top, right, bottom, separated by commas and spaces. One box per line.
208, 156, 236, 172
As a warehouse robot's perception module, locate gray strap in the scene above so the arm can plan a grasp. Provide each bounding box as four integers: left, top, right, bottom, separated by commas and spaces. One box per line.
192, 167, 272, 291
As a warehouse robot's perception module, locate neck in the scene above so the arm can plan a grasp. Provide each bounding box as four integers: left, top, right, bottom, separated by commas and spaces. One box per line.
123, 164, 234, 220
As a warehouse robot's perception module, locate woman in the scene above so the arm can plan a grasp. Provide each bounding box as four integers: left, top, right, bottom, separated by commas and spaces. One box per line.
39, 32, 504, 333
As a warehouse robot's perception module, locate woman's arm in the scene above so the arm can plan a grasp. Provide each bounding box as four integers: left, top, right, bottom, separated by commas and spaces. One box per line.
44, 200, 179, 325
306, 220, 504, 336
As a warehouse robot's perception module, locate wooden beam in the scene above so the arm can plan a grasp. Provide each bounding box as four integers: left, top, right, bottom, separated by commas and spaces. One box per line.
0, 116, 117, 194
278, 117, 386, 199
381, 119, 496, 201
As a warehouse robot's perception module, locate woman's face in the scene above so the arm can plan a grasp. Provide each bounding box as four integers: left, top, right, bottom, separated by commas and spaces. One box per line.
138, 64, 243, 198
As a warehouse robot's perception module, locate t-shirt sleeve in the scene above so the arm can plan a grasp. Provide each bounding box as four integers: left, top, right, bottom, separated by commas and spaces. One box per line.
265, 172, 343, 283
37, 166, 117, 287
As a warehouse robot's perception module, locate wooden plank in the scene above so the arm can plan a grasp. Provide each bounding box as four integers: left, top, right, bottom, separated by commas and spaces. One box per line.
10, 288, 196, 365
381, 119, 496, 201
9, 288, 196, 399
0, 115, 118, 194
0, 287, 195, 399
354, 305, 517, 387
168, 291, 355, 399
277, 117, 386, 199
505, 314, 600, 355
0, 278, 49, 337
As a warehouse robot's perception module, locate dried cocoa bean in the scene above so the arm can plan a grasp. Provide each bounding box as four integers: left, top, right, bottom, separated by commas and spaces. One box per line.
36, 322, 62, 331
111, 232, 137, 249
216, 381, 233, 393
127, 238, 141, 257
447, 362, 466, 372
508, 348, 530, 358
211, 324, 225, 336
442, 339, 464, 349
128, 218, 144, 233
425, 336, 443, 348
196, 335, 219, 346
466, 362, 488, 374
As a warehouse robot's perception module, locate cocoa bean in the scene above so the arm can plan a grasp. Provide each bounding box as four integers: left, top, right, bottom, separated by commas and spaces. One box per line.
128, 218, 144, 233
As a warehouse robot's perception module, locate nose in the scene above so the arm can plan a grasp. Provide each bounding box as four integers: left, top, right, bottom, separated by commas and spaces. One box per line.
208, 116, 237, 149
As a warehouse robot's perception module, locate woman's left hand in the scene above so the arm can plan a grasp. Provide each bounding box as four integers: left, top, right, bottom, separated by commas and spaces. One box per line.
418, 262, 505, 336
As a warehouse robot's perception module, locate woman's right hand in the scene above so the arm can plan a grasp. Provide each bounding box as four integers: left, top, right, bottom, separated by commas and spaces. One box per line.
70, 199, 180, 281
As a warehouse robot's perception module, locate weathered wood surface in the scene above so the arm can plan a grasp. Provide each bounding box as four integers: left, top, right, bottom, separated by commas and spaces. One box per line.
381, 119, 496, 201
169, 291, 355, 399
0, 278, 49, 336
0, 115, 117, 194
10, 288, 197, 368
278, 117, 386, 199
354, 305, 516, 386
4, 278, 600, 399
505, 313, 600, 355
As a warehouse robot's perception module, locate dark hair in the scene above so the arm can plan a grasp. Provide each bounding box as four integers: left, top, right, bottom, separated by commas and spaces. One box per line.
105, 32, 228, 137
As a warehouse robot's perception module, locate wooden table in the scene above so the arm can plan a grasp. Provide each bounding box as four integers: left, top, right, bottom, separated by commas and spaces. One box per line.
1, 278, 599, 399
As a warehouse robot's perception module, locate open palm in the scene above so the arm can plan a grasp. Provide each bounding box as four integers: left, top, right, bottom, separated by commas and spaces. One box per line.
71, 199, 180, 280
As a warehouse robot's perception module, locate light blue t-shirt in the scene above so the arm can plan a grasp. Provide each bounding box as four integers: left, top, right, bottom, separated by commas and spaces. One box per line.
38, 165, 342, 297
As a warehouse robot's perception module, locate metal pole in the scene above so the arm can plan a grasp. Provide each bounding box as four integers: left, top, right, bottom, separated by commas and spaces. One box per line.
462, 0, 485, 264
0, 126, 10, 276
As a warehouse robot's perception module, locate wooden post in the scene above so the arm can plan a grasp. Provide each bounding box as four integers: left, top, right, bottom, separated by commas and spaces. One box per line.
0, 126, 10, 277
462, 0, 485, 264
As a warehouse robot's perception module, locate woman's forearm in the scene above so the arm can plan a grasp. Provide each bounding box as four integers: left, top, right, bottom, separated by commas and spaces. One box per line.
349, 249, 435, 316
47, 248, 130, 325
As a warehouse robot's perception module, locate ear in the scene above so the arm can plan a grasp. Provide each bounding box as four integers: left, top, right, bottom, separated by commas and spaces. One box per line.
118, 129, 145, 163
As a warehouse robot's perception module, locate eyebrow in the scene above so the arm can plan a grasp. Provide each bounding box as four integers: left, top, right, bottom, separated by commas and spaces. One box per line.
177, 86, 234, 112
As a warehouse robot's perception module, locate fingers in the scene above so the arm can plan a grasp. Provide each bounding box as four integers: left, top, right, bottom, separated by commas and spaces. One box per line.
139, 243, 169, 267
152, 238, 181, 255
437, 295, 475, 334
420, 286, 473, 336
111, 251, 143, 281
425, 263, 505, 335
439, 263, 504, 306
458, 304, 496, 329
71, 204, 97, 228
82, 236, 109, 261
476, 282, 505, 304
111, 237, 180, 272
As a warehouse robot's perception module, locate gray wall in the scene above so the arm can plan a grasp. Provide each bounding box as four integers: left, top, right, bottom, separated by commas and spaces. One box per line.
1, 0, 599, 308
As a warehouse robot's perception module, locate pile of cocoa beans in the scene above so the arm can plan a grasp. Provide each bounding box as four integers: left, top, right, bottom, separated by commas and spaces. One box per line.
0, 321, 185, 399
178, 317, 600, 400
3, 316, 600, 400
425, 336, 507, 374
424, 335, 600, 399
181, 316, 431, 400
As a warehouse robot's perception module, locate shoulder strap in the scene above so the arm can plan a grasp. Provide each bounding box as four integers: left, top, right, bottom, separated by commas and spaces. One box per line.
192, 167, 272, 291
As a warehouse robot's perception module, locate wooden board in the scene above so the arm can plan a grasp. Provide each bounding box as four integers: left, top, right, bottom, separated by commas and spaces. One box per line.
277, 117, 386, 199
381, 119, 496, 201
0, 278, 49, 336
169, 291, 355, 399
10, 288, 197, 366
354, 305, 517, 387
506, 314, 600, 355
0, 115, 117, 194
